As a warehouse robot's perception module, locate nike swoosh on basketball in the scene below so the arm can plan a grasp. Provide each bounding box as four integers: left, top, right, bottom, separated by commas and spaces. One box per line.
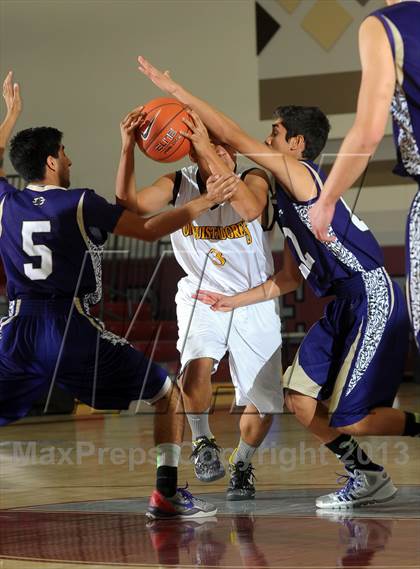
140, 110, 161, 141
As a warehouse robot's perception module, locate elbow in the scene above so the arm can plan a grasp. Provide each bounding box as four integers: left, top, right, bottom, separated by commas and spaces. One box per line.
352, 123, 386, 155
141, 220, 162, 243
116, 197, 139, 214
242, 210, 261, 222
362, 131, 384, 153
289, 272, 303, 292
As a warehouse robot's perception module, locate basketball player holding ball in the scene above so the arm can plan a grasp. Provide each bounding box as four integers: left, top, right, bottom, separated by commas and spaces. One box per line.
137, 57, 420, 511
116, 104, 283, 501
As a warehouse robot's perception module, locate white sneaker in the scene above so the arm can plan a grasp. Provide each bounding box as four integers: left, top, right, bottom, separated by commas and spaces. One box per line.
316, 469, 397, 509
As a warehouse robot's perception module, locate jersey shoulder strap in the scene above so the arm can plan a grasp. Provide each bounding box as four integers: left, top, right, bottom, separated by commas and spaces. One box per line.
169, 171, 182, 205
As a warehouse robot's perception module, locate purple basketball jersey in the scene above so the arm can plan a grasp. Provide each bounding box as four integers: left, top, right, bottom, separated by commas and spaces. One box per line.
276, 161, 384, 297
0, 179, 123, 302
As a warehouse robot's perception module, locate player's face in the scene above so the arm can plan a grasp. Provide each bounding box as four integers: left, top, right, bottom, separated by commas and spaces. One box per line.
265, 119, 305, 158
56, 145, 72, 188
189, 139, 237, 171
212, 140, 236, 171
265, 120, 291, 154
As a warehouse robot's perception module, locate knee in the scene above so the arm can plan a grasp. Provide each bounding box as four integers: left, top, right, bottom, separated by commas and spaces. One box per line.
336, 421, 369, 437
179, 362, 212, 396
154, 381, 182, 411
284, 391, 295, 413
262, 413, 273, 427
285, 390, 306, 417
179, 374, 207, 398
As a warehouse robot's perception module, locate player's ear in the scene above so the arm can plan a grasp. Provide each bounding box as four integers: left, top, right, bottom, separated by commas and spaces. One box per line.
297, 134, 305, 151
290, 134, 305, 153
46, 155, 57, 172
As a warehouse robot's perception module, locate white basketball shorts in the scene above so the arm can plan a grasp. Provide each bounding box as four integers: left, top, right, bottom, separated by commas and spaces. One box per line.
175, 278, 284, 414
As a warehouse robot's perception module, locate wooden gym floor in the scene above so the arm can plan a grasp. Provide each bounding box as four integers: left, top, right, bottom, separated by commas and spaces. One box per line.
0, 383, 419, 568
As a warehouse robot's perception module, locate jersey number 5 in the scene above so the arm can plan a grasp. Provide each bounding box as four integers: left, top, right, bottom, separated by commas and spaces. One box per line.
22, 221, 53, 280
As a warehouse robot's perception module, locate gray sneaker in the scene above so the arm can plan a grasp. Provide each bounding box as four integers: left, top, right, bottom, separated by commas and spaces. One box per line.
190, 436, 225, 483
316, 469, 397, 509
146, 485, 218, 519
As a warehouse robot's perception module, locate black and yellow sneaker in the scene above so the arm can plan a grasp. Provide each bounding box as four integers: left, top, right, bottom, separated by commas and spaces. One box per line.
226, 461, 256, 501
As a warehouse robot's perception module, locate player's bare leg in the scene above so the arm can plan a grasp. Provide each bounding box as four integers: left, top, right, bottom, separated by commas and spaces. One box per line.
179, 358, 225, 482
227, 404, 273, 501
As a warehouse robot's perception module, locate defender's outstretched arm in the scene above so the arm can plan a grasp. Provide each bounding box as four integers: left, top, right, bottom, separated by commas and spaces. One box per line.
137, 56, 310, 201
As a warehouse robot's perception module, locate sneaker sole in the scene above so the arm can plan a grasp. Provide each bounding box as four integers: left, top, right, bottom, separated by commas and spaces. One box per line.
195, 469, 226, 483
226, 492, 256, 502
316, 483, 398, 510
146, 507, 218, 520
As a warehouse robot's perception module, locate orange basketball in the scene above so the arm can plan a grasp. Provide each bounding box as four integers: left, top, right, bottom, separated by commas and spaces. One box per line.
136, 97, 191, 163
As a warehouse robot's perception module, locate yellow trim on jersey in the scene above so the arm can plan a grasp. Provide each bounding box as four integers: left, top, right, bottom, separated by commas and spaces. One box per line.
328, 323, 363, 415
0, 299, 22, 333
73, 297, 103, 332
383, 15, 404, 86
182, 220, 253, 245
76, 192, 89, 245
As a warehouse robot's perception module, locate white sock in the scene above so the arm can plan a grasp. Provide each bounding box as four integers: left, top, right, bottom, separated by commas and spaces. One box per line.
156, 443, 181, 467
187, 409, 214, 442
231, 438, 257, 470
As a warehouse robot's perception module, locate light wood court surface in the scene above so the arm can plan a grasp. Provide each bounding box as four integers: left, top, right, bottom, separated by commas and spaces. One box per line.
0, 383, 419, 568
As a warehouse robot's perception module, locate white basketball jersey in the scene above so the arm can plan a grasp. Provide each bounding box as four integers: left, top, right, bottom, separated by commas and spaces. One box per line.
170, 164, 274, 294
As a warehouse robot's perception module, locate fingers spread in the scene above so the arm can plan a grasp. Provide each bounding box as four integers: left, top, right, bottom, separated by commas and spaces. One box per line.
182, 117, 195, 131
180, 130, 192, 140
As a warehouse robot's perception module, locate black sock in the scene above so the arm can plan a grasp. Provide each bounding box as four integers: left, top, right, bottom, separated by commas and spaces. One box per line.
326, 434, 382, 473
156, 465, 178, 498
403, 412, 420, 436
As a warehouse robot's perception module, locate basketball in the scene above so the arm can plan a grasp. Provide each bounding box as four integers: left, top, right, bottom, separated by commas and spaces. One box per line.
136, 97, 191, 163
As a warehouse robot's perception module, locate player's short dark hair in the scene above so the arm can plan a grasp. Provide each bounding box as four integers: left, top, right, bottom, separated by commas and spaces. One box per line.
9, 127, 63, 181
273, 106, 330, 161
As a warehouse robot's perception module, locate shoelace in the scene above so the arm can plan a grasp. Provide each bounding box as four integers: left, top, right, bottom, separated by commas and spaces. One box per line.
177, 483, 193, 501
336, 472, 364, 500
231, 464, 256, 487
177, 483, 206, 506
190, 437, 221, 459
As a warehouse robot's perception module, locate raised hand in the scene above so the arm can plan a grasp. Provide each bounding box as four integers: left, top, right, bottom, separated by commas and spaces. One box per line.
120, 105, 147, 148
137, 56, 178, 95
2, 71, 22, 117
206, 173, 239, 204
193, 289, 236, 312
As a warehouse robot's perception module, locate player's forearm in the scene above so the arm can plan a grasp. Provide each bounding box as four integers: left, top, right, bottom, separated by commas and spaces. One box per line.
320, 124, 378, 206
171, 84, 242, 147
0, 110, 19, 149
141, 195, 213, 241
195, 144, 232, 180
0, 112, 19, 177
229, 271, 300, 309
115, 145, 139, 213
229, 185, 265, 221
